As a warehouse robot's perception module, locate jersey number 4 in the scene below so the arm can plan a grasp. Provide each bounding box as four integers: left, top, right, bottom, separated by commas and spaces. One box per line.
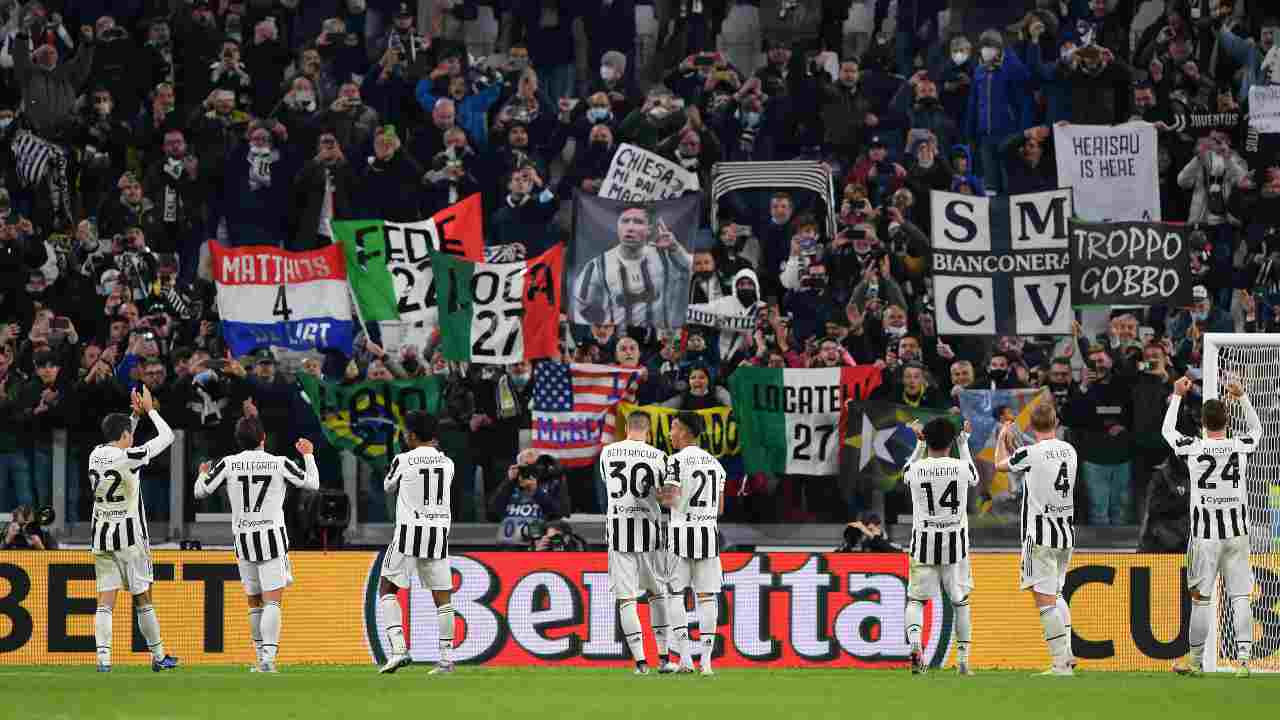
1196, 453, 1241, 490
607, 461, 655, 499
88, 469, 124, 503
920, 479, 959, 515
237, 475, 273, 512
1054, 462, 1071, 498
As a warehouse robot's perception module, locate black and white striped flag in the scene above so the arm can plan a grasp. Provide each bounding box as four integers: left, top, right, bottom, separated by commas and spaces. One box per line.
710, 160, 836, 238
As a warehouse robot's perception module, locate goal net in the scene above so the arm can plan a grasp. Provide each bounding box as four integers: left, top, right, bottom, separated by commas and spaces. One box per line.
1203, 333, 1280, 673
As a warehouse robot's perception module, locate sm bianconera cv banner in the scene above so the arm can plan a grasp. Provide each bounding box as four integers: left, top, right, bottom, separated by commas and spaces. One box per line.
2, 552, 1269, 670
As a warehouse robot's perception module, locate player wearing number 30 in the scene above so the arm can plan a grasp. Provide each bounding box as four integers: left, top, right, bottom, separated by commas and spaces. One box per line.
89, 386, 179, 673
194, 416, 320, 673
659, 412, 726, 676
1164, 377, 1261, 678
600, 413, 673, 675
903, 418, 978, 677
377, 411, 456, 676
995, 402, 1078, 677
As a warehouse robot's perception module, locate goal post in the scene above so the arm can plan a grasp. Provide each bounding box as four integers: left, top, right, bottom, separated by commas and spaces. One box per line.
1202, 333, 1280, 673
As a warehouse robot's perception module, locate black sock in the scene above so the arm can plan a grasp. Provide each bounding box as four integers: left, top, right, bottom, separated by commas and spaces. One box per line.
659, 653, 669, 664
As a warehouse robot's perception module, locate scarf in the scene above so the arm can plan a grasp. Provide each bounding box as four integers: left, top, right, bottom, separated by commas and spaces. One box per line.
248, 147, 280, 191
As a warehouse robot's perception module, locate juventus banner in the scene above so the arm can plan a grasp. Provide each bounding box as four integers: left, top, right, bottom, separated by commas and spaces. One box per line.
930, 189, 1074, 336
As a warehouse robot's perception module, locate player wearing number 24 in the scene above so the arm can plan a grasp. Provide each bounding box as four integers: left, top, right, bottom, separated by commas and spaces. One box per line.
195, 415, 319, 673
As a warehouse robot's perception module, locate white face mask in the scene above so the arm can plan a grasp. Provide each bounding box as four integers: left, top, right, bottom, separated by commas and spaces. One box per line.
886, 325, 908, 338
952, 51, 970, 65
0, 118, 13, 129
981, 47, 998, 63
600, 65, 616, 82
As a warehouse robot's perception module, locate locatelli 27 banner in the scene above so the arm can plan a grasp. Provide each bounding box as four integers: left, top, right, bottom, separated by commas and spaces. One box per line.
3, 551, 1256, 671
929, 188, 1074, 336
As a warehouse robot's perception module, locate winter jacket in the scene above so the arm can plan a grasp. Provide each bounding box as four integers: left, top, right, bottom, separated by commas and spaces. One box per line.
352, 150, 427, 222
11, 33, 95, 140
963, 51, 1031, 140
1062, 59, 1133, 126
686, 268, 764, 362
1176, 152, 1249, 224
818, 81, 875, 149
290, 159, 357, 251
210, 146, 300, 248
416, 82, 503, 151
1001, 133, 1059, 194
487, 192, 561, 257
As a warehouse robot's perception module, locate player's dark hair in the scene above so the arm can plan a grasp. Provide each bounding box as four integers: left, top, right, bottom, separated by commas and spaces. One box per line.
1202, 399, 1228, 432
674, 411, 704, 438
619, 203, 656, 225
407, 410, 439, 443
101, 413, 133, 442
923, 417, 956, 451
236, 415, 266, 450
625, 412, 651, 432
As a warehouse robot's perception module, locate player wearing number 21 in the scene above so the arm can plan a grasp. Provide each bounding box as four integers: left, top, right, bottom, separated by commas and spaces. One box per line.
902, 418, 978, 676
374, 412, 457, 676
995, 402, 1079, 677
89, 385, 179, 672
1163, 378, 1261, 678
195, 416, 319, 673
658, 412, 726, 676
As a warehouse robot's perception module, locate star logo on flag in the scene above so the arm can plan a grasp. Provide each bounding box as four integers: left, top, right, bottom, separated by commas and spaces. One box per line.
532, 362, 573, 411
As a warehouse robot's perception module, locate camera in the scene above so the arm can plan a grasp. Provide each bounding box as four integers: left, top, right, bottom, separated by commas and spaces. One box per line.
25, 505, 55, 535
518, 454, 562, 483
100, 26, 128, 42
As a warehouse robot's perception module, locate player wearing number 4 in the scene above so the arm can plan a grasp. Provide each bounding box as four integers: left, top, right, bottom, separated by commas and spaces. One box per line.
195, 417, 320, 673
903, 418, 978, 676
1164, 378, 1261, 678
659, 412, 726, 676
89, 386, 179, 672
995, 402, 1079, 677
377, 411, 457, 676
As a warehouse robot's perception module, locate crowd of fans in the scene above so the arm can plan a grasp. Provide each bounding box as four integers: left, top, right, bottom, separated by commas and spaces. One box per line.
0, 0, 1277, 544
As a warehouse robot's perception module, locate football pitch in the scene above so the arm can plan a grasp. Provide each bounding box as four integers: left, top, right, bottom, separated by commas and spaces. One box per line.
4, 666, 1277, 720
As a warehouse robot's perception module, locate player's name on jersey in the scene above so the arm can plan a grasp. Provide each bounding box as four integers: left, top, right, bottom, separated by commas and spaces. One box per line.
1041, 447, 1073, 461
403, 455, 450, 466
915, 465, 962, 478
676, 453, 721, 469
748, 382, 846, 413
607, 447, 666, 460
225, 460, 279, 472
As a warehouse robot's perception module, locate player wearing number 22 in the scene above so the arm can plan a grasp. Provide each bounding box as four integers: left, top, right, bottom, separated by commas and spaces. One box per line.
996, 402, 1079, 677
375, 411, 457, 676
903, 418, 978, 676
195, 416, 320, 673
89, 386, 179, 672
1163, 378, 1262, 678
659, 412, 726, 676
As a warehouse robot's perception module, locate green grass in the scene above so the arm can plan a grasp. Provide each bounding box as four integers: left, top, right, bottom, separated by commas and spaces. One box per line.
4, 666, 1277, 720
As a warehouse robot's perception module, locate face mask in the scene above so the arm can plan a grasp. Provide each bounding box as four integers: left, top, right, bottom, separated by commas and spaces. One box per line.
981, 47, 998, 63
736, 287, 758, 307
250, 145, 273, 156
953, 51, 970, 65
587, 107, 611, 123
742, 111, 761, 125
916, 97, 939, 109
0, 119, 12, 129
648, 106, 670, 120
1193, 310, 1209, 321
988, 367, 1008, 381
509, 57, 528, 71
885, 325, 908, 338
600, 66, 616, 82
348, 0, 367, 13
295, 93, 315, 107
510, 373, 530, 388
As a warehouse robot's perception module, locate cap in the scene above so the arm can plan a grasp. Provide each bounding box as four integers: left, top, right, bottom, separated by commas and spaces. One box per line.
395, 2, 413, 17
253, 349, 277, 365
868, 135, 886, 149
1192, 285, 1209, 301
192, 0, 212, 9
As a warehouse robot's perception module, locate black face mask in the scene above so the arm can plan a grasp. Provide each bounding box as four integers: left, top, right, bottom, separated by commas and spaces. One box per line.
693, 271, 715, 283
916, 97, 939, 109
988, 368, 1008, 382
736, 287, 758, 307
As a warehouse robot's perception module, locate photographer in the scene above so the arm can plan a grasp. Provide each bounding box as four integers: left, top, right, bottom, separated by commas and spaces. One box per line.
837, 513, 901, 553
531, 519, 587, 552
2, 505, 55, 550
488, 450, 565, 545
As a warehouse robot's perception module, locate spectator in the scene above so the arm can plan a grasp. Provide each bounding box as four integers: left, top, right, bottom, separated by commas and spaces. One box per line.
290, 131, 356, 251
1065, 344, 1135, 525
487, 164, 560, 256
321, 82, 381, 155
662, 365, 731, 410
963, 29, 1030, 194
2, 505, 51, 549
1002, 125, 1058, 194
353, 125, 426, 222
142, 130, 203, 280
12, 23, 95, 142
488, 450, 563, 540
209, 120, 298, 248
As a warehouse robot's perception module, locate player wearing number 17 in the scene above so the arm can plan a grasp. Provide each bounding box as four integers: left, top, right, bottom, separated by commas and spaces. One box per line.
194, 417, 320, 673
659, 412, 726, 676
1163, 377, 1261, 678
903, 418, 978, 676
995, 402, 1078, 677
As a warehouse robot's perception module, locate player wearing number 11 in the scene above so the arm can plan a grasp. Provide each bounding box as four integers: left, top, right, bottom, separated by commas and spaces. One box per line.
194, 416, 320, 673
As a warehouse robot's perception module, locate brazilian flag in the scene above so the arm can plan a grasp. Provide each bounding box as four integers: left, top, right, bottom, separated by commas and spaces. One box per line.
844, 402, 961, 492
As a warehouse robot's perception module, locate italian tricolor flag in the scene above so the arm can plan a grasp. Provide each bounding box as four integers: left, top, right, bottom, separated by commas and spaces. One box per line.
432, 245, 564, 364
728, 366, 882, 476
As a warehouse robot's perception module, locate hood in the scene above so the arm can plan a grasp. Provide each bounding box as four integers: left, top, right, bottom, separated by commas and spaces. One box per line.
951, 144, 974, 165
602, 50, 627, 75
731, 267, 760, 295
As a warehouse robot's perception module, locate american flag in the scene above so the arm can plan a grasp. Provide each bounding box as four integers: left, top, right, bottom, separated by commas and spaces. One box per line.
530, 362, 642, 467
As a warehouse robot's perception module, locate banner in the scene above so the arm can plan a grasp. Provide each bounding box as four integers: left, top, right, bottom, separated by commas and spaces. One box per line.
598, 143, 700, 201
711, 160, 838, 239
1249, 85, 1280, 133
957, 388, 1051, 519
530, 362, 642, 468
930, 189, 1074, 336
568, 191, 700, 329
432, 244, 563, 364
332, 195, 485, 347
728, 366, 881, 476
1070, 221, 1193, 307
844, 402, 960, 492
613, 402, 739, 458
298, 375, 442, 474
1054, 123, 1159, 221
210, 241, 354, 355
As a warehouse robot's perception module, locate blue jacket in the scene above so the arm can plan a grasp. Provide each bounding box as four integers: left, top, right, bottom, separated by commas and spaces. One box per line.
964, 50, 1031, 140
416, 81, 503, 150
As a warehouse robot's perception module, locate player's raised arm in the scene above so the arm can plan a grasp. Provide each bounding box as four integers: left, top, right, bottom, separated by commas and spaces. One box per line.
1230, 381, 1263, 451
194, 458, 227, 499
383, 456, 402, 493
957, 420, 979, 486
132, 386, 174, 462
902, 420, 927, 482
1162, 377, 1193, 453
993, 423, 1015, 472
285, 439, 321, 490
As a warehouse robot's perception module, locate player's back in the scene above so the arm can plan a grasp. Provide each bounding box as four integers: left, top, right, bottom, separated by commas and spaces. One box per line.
1182, 436, 1252, 540
88, 443, 150, 553
387, 445, 454, 559
599, 439, 665, 553
208, 449, 300, 562
1011, 439, 1078, 549
666, 445, 725, 559
905, 455, 977, 564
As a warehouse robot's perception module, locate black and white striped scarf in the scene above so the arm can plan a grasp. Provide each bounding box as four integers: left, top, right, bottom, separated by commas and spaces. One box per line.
11, 130, 71, 229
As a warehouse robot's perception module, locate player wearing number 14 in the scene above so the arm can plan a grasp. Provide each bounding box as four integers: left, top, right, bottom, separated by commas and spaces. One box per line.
194, 416, 320, 672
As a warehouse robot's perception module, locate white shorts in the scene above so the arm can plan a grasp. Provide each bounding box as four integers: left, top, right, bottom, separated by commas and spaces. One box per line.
238, 554, 294, 596
380, 547, 452, 591
94, 544, 153, 594
1020, 542, 1072, 595
671, 556, 723, 595
1187, 535, 1254, 598
609, 550, 667, 599
908, 557, 974, 603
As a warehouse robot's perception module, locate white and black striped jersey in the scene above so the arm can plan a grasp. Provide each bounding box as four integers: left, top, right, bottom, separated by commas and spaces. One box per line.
664, 445, 725, 560
384, 445, 454, 560
88, 411, 175, 553
1163, 394, 1262, 541
1008, 438, 1078, 549
599, 439, 666, 553
195, 450, 320, 562
904, 433, 978, 565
